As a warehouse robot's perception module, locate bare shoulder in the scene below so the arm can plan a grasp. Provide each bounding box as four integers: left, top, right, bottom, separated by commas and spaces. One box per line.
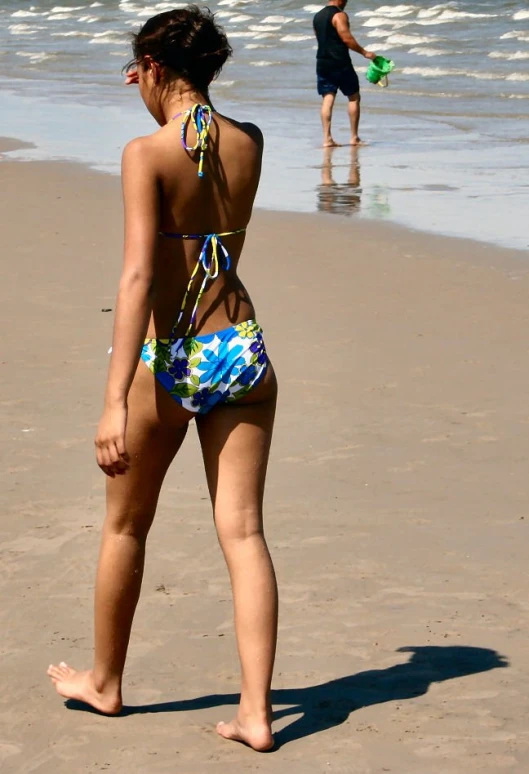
239, 121, 264, 148
332, 10, 349, 27
121, 135, 158, 172
219, 115, 264, 149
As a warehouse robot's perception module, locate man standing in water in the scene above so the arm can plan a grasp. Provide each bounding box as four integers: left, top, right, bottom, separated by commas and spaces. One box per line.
313, 0, 376, 146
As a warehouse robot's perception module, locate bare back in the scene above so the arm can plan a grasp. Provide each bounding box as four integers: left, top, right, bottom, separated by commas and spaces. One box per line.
132, 112, 263, 339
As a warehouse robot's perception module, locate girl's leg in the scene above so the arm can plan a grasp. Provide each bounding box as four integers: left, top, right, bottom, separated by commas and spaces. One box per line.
196, 367, 278, 751
48, 366, 191, 713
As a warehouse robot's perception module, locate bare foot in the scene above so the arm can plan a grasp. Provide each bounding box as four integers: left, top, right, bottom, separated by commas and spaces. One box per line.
47, 662, 122, 715
350, 137, 366, 146
323, 139, 341, 148
216, 714, 274, 752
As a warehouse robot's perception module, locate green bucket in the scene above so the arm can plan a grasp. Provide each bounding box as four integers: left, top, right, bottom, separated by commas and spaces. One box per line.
366, 56, 395, 86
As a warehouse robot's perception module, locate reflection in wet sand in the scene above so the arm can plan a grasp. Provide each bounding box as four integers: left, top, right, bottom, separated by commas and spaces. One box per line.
317, 145, 361, 216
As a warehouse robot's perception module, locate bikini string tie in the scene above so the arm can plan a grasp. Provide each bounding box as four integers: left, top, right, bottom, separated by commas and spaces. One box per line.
177, 104, 213, 179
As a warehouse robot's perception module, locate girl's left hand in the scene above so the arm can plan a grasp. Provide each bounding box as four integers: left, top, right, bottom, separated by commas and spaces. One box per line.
95, 403, 130, 477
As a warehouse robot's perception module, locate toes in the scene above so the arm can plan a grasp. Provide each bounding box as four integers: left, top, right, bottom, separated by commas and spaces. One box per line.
47, 665, 64, 680
216, 721, 239, 742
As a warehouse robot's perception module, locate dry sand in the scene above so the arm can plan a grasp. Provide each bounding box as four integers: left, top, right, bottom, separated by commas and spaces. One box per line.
1, 151, 529, 773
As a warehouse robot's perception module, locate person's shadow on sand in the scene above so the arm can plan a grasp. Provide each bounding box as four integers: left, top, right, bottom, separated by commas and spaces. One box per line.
66, 645, 508, 747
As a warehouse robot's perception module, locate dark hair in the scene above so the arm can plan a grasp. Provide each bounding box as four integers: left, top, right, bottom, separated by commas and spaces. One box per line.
127, 5, 232, 92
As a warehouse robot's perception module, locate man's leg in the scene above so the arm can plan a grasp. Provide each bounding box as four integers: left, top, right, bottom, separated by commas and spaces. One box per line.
347, 92, 361, 145
321, 92, 338, 147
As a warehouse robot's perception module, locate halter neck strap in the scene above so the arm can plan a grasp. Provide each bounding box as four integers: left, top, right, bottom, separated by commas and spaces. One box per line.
172, 104, 214, 179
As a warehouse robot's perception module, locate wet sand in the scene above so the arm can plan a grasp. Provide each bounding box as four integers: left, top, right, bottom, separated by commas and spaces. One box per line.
1, 154, 529, 773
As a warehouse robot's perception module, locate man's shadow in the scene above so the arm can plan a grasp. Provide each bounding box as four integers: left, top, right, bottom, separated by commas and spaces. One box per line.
67, 645, 508, 747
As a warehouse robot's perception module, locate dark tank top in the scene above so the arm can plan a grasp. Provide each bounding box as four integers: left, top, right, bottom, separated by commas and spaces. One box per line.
313, 6, 351, 74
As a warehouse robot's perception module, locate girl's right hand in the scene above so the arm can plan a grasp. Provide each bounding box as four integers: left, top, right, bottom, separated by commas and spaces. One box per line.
95, 403, 130, 477
125, 69, 139, 85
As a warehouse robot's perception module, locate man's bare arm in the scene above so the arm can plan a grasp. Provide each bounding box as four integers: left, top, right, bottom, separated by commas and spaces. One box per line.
333, 12, 376, 59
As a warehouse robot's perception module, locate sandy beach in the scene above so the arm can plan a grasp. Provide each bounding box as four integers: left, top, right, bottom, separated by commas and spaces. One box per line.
1, 147, 529, 773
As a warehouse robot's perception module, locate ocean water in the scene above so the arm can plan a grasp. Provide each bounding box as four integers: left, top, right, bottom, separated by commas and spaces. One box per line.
1, 0, 528, 249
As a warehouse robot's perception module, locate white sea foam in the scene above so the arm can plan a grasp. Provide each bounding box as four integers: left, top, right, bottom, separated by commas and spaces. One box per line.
400, 66, 457, 77
374, 4, 417, 15
262, 16, 295, 24
249, 60, 279, 67
92, 30, 126, 37
415, 10, 497, 27
218, 0, 259, 6
367, 29, 393, 38
468, 72, 503, 80
500, 30, 529, 41
225, 14, 253, 23
280, 34, 313, 42
50, 5, 84, 10
227, 31, 259, 38
8, 24, 40, 35
89, 31, 127, 45
11, 10, 42, 17
248, 24, 281, 32
90, 36, 128, 45
436, 9, 498, 20
51, 31, 92, 37
513, 10, 529, 21
78, 16, 100, 22
395, 69, 506, 82
386, 33, 439, 45
16, 51, 55, 63
245, 43, 272, 49
489, 51, 529, 61
47, 13, 75, 20
303, 6, 323, 14
355, 5, 416, 19
506, 72, 529, 81
409, 47, 446, 57
417, 6, 445, 19
362, 17, 410, 28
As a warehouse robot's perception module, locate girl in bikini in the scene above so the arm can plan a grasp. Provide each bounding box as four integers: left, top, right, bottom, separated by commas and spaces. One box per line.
47, 5, 278, 753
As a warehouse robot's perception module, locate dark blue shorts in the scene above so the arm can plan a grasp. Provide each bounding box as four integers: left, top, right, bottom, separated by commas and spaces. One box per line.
317, 65, 360, 97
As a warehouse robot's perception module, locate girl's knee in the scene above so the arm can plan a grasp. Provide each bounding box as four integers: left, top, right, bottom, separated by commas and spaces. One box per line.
215, 508, 263, 544
104, 505, 155, 542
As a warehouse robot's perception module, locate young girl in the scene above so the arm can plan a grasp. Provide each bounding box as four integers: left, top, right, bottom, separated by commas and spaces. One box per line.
47, 5, 278, 752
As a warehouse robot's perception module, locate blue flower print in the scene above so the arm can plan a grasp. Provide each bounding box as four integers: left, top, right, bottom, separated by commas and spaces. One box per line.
237, 364, 257, 387
250, 337, 267, 366
196, 339, 246, 386
191, 387, 225, 411
156, 371, 175, 392
168, 357, 191, 381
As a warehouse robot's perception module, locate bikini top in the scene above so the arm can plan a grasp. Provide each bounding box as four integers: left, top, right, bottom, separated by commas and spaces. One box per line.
160, 104, 246, 337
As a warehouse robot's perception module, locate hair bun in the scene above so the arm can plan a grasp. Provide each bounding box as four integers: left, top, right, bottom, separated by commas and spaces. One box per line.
130, 5, 232, 91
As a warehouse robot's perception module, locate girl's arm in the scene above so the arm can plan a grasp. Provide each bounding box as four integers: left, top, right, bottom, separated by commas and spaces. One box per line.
95, 137, 160, 476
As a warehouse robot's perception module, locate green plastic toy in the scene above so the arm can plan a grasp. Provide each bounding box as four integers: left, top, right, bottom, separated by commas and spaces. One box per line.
366, 56, 395, 87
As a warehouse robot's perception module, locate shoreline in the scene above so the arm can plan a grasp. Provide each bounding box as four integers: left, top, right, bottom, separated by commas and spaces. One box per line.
2, 156, 529, 772
1, 139, 528, 259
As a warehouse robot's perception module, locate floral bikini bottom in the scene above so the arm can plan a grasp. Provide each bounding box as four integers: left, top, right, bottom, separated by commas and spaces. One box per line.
141, 320, 268, 414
